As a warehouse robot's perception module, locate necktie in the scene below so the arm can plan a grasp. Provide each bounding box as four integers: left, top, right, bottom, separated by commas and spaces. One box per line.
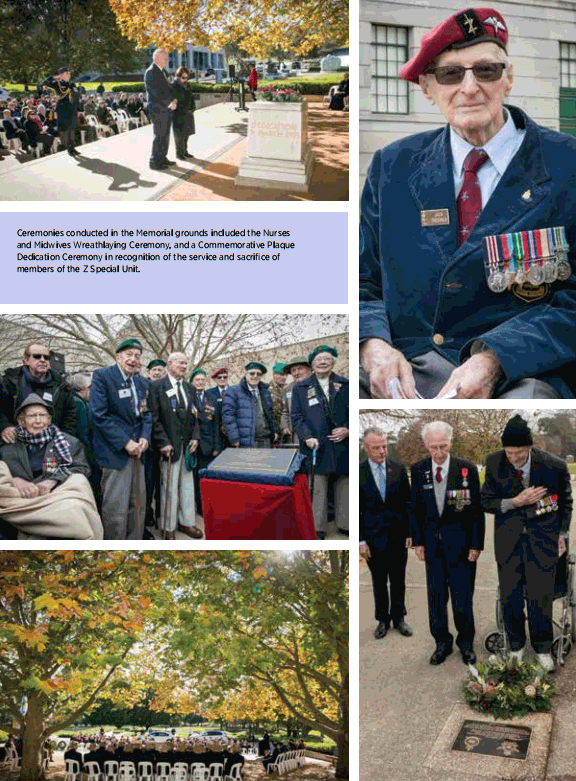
516, 469, 524, 484
376, 464, 386, 501
176, 380, 185, 408
129, 378, 139, 416
436, 466, 443, 484
457, 149, 489, 244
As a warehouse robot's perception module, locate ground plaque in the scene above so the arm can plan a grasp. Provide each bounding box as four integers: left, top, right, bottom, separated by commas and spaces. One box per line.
424, 704, 553, 780
452, 719, 532, 759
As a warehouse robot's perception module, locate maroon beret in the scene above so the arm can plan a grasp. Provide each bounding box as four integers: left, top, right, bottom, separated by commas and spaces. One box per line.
210, 367, 228, 378
399, 8, 508, 84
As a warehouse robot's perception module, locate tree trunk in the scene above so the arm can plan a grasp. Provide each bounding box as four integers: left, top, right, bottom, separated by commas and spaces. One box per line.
334, 730, 349, 779
20, 696, 45, 781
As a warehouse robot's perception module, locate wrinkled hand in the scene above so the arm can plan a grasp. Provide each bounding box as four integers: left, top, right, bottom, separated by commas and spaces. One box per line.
414, 545, 426, 562
36, 479, 57, 496
233, 442, 240, 448
13, 477, 39, 498
273, 433, 280, 443
125, 439, 140, 456
305, 437, 320, 450
512, 486, 547, 508
282, 428, 291, 436
160, 444, 174, 458
360, 543, 371, 561
137, 438, 149, 457
468, 549, 481, 562
435, 351, 502, 399
169, 99, 177, 110
360, 339, 416, 399
328, 427, 348, 443
559, 536, 567, 557
188, 439, 198, 453
1, 426, 17, 444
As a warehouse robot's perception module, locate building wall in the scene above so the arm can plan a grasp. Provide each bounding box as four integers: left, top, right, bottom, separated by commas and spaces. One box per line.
360, 0, 576, 189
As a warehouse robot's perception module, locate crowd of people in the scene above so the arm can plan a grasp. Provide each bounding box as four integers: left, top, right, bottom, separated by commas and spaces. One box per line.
360, 415, 572, 672
0, 81, 148, 158
0, 338, 349, 540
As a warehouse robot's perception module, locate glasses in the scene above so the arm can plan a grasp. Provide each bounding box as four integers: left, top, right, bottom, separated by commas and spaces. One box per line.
24, 413, 50, 421
30, 353, 50, 360
426, 62, 506, 85
247, 371, 262, 377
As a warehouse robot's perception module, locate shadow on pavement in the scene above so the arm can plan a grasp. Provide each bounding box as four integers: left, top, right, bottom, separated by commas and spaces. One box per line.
75, 155, 157, 191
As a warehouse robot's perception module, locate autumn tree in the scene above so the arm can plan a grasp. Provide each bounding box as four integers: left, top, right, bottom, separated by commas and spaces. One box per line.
0, 552, 165, 781
108, 0, 347, 60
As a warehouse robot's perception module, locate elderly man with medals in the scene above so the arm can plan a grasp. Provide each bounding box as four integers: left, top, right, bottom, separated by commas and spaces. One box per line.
41, 66, 80, 156
360, 7, 576, 400
411, 421, 485, 665
481, 415, 572, 670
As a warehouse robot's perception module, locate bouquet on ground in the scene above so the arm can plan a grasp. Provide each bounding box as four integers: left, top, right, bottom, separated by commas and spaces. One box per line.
258, 86, 303, 102
463, 655, 555, 719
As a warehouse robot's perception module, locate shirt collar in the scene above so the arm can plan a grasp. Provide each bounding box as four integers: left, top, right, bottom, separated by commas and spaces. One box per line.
167, 372, 182, 390
432, 455, 450, 475
451, 107, 519, 179
516, 451, 532, 477
369, 459, 386, 473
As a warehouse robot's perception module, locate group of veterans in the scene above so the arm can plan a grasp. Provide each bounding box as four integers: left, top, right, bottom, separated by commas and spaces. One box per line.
0, 338, 349, 540
360, 415, 572, 672
360, 6, 576, 400
63, 736, 244, 776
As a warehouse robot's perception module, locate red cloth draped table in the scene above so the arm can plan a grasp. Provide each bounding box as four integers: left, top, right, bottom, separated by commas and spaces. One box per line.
201, 473, 315, 539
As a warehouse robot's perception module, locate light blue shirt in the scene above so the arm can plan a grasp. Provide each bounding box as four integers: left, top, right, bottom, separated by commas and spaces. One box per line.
451, 107, 526, 208
369, 459, 387, 501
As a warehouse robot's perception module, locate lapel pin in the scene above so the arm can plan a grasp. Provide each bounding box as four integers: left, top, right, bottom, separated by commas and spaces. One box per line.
522, 190, 531, 200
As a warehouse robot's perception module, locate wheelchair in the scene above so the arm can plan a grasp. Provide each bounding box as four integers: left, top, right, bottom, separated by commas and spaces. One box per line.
484, 552, 576, 667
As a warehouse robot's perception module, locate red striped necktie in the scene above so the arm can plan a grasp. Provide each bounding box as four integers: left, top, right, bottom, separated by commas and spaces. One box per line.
457, 148, 489, 244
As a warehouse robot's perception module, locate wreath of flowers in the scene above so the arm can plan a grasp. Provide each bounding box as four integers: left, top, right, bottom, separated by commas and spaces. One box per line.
463, 656, 555, 720
257, 86, 303, 103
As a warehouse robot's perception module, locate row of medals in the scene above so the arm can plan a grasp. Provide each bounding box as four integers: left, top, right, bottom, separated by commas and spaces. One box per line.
453, 475, 470, 511
487, 252, 571, 293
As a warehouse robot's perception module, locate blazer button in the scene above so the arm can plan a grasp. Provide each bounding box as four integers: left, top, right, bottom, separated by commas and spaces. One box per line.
432, 333, 444, 346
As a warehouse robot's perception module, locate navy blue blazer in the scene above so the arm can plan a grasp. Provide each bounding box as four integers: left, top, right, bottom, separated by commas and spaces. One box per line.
359, 458, 410, 553
481, 447, 572, 570
89, 365, 152, 470
145, 63, 174, 114
410, 455, 485, 564
360, 105, 576, 397
291, 372, 349, 476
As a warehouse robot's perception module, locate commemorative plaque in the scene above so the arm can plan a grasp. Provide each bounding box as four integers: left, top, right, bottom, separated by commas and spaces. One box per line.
452, 720, 531, 759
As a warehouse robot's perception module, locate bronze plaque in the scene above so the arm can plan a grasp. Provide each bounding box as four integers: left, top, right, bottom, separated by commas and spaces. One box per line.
452, 720, 531, 759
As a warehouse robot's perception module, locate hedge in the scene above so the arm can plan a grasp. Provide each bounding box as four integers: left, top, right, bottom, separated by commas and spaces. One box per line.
110, 79, 340, 96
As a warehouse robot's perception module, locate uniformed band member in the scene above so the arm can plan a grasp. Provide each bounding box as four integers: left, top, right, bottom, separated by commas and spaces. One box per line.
41, 66, 79, 156
150, 352, 202, 540
291, 346, 349, 539
360, 7, 576, 400
89, 339, 151, 540
481, 415, 572, 670
411, 422, 484, 665
360, 427, 412, 639
280, 356, 312, 442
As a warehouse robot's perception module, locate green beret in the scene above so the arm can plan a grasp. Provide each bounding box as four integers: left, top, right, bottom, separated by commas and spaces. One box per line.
245, 361, 267, 374
115, 338, 143, 354
273, 362, 286, 374
190, 368, 207, 379
283, 355, 311, 373
308, 345, 338, 364
147, 359, 166, 370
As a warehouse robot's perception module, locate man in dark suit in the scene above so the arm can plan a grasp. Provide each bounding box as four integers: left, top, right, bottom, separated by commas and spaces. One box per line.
89, 338, 152, 539
411, 421, 484, 665
482, 414, 572, 671
360, 427, 412, 639
207, 367, 230, 450
190, 368, 221, 514
150, 352, 202, 540
145, 48, 177, 170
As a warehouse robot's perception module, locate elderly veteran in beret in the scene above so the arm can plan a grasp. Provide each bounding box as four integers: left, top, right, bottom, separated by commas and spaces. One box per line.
89, 338, 152, 540
360, 7, 576, 400
223, 362, 278, 448
291, 346, 349, 539
481, 414, 572, 671
207, 367, 230, 448
0, 394, 103, 539
281, 355, 312, 442
147, 358, 168, 381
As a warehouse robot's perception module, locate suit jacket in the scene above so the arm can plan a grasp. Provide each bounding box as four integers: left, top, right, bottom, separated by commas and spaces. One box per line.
89, 365, 152, 470
291, 372, 349, 475
192, 388, 221, 457
0, 433, 90, 483
481, 447, 572, 570
360, 105, 576, 397
206, 385, 229, 447
410, 455, 485, 564
359, 457, 410, 553
145, 63, 174, 114
150, 375, 200, 461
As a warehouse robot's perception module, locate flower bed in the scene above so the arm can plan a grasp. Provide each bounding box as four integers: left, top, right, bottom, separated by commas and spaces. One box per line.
464, 656, 555, 720
258, 86, 303, 102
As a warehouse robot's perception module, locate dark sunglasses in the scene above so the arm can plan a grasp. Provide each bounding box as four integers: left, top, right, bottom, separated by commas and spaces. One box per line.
426, 62, 506, 85
30, 353, 50, 360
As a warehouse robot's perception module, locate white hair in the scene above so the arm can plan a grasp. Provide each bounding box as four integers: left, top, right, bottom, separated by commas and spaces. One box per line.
421, 420, 453, 444
69, 372, 92, 392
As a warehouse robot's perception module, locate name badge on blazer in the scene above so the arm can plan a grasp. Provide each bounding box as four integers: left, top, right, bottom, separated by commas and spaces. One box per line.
118, 388, 131, 399
43, 391, 53, 402
308, 398, 319, 406
421, 208, 450, 227
166, 388, 176, 398
423, 483, 434, 490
